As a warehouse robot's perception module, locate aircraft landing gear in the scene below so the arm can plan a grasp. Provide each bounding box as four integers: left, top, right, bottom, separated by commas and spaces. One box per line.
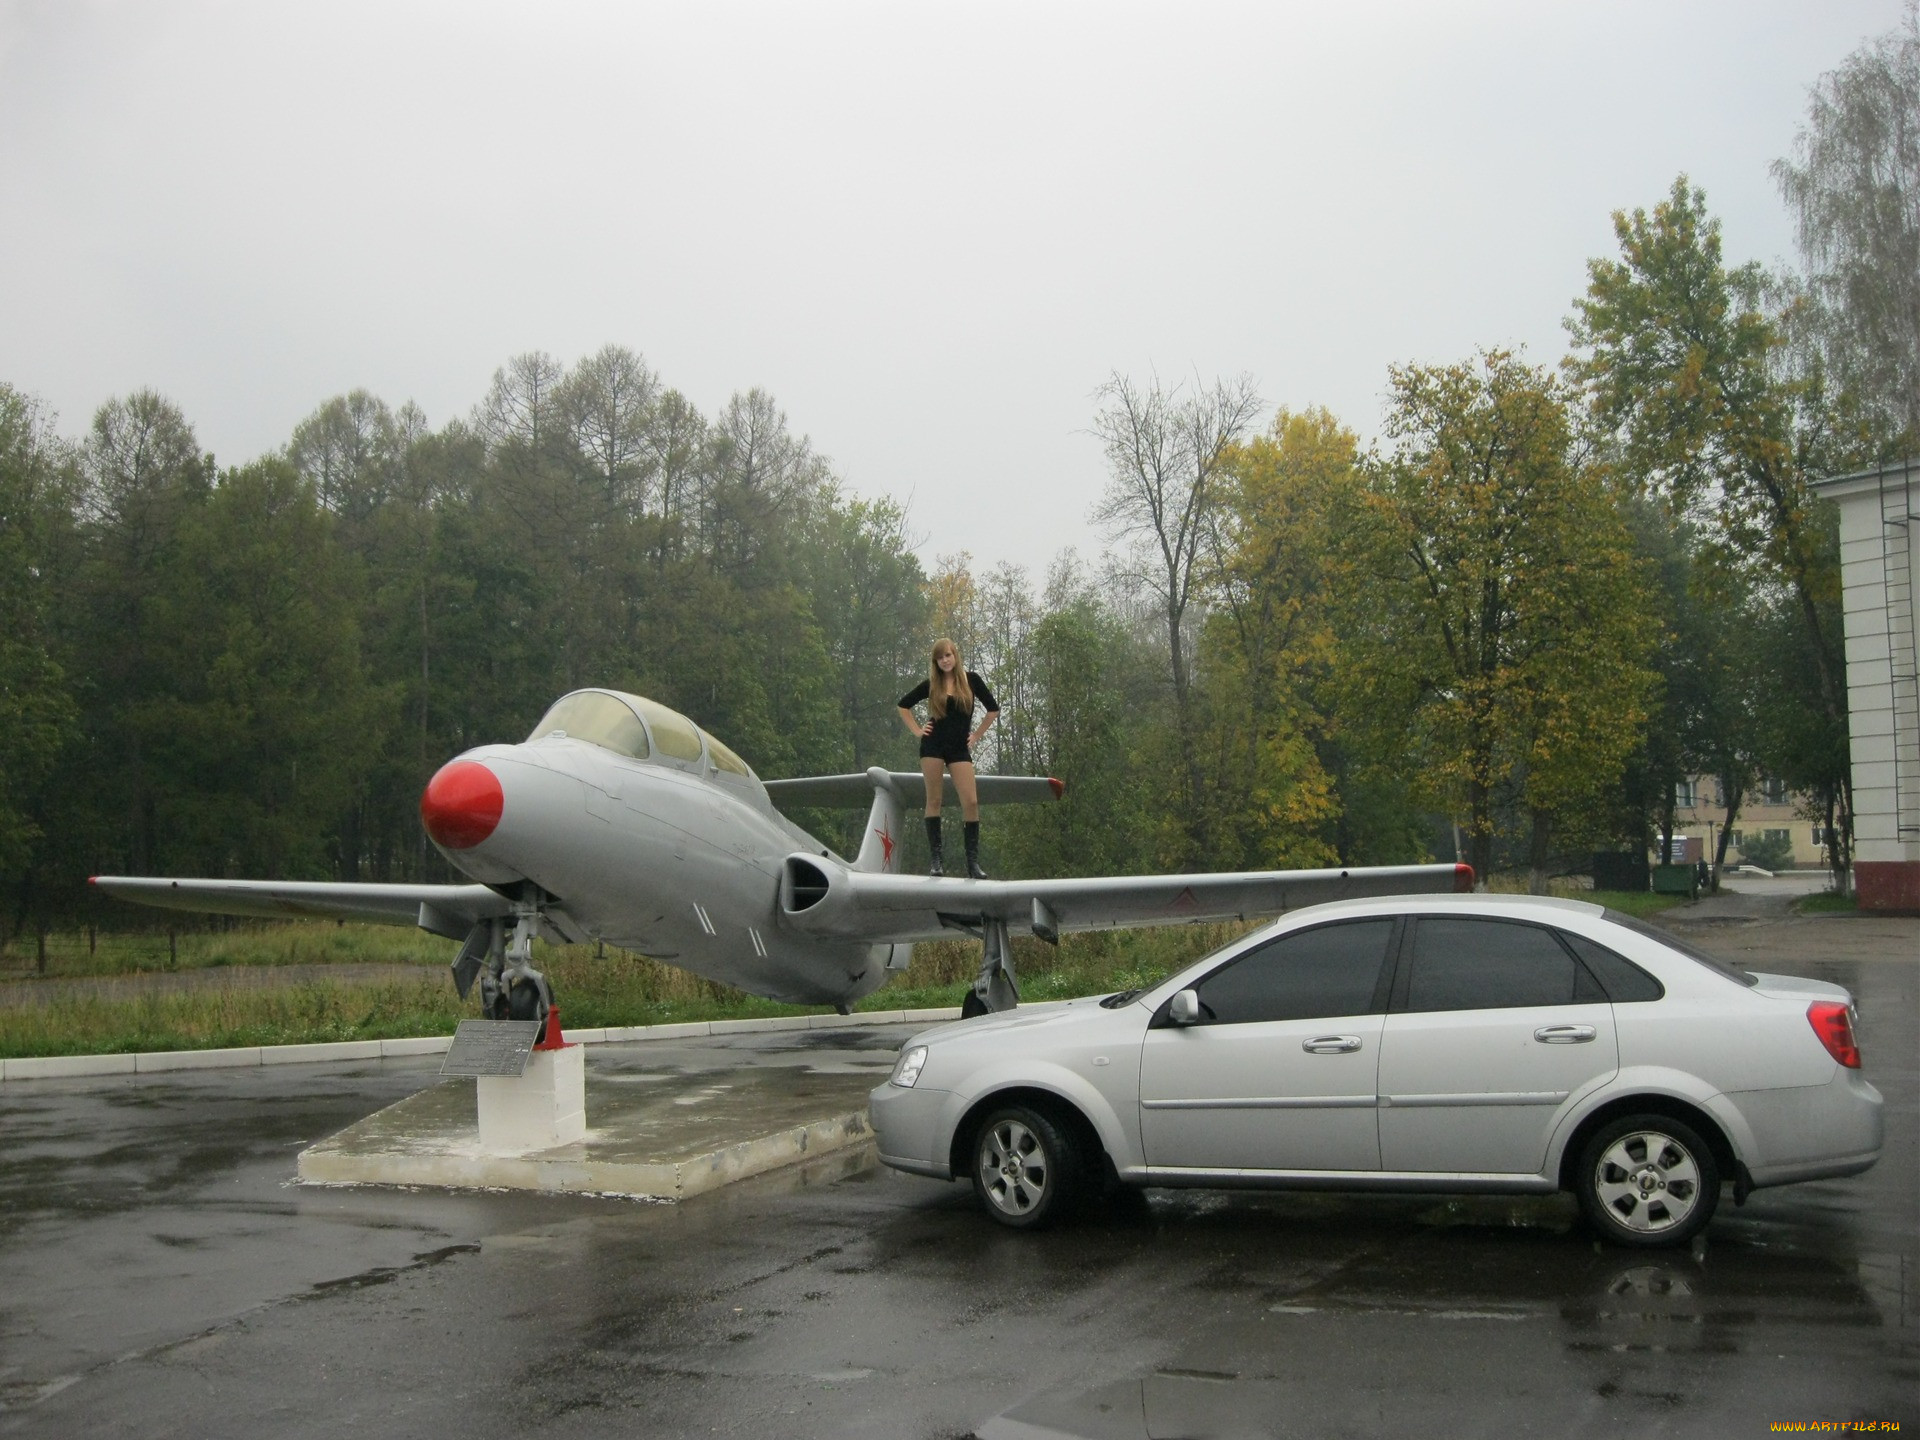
962, 915, 1019, 1016
490, 909, 554, 1022
451, 908, 555, 1024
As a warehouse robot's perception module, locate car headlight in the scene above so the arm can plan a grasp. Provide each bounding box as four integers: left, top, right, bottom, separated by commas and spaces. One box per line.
890, 1045, 929, 1088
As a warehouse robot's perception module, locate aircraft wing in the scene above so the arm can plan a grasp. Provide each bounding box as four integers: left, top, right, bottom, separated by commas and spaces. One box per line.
781, 861, 1473, 944
90, 876, 515, 939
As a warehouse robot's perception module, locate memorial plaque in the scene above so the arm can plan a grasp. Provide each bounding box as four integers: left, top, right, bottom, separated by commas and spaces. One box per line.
441, 1019, 542, 1077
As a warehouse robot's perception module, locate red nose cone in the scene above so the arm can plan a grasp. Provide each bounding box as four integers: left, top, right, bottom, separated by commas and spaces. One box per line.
420, 761, 504, 850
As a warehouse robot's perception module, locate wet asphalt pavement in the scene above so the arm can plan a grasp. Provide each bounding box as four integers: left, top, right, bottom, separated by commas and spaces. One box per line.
0, 910, 1913, 1438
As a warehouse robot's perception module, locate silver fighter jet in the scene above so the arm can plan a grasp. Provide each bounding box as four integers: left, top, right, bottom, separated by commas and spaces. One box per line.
93, 688, 1472, 1019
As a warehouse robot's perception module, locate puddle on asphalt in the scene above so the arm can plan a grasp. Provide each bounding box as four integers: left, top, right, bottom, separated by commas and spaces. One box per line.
965, 1191, 1895, 1439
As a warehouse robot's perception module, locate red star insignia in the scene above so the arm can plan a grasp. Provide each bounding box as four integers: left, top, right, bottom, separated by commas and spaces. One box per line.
875, 825, 895, 868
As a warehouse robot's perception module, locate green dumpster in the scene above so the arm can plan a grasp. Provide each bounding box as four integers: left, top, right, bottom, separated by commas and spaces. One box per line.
1651, 864, 1698, 900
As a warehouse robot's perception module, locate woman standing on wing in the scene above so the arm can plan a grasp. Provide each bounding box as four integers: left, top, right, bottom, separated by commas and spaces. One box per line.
897, 639, 999, 878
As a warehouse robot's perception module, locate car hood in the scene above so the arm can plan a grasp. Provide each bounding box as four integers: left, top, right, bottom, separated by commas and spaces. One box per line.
1747, 971, 1853, 1005
909, 994, 1111, 1048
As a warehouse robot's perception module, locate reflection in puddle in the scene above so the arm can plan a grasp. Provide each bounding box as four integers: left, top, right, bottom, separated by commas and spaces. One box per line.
975, 1237, 1893, 1439
981, 1373, 1307, 1440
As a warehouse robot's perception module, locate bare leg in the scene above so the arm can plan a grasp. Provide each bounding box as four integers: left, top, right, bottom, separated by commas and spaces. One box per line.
950, 762, 980, 821
920, 758, 946, 816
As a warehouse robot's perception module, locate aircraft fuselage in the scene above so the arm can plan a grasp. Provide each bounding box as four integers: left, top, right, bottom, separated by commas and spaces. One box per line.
432, 737, 893, 1006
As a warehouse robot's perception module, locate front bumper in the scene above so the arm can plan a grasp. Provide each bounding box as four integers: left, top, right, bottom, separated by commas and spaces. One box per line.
869, 1081, 954, 1179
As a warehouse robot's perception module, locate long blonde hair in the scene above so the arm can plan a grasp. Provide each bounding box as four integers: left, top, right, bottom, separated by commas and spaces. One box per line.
928, 638, 973, 718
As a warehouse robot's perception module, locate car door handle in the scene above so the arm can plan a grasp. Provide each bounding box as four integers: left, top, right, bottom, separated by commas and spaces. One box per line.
1302, 1035, 1362, 1054
1533, 1025, 1597, 1044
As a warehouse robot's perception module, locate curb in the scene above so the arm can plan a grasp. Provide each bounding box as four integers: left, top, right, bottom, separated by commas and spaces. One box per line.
0, 1006, 972, 1084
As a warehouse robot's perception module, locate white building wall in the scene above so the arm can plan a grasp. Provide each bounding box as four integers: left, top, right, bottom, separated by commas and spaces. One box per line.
1820, 462, 1920, 869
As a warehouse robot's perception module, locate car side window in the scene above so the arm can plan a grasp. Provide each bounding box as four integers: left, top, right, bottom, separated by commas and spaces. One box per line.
1558, 931, 1664, 1002
1193, 920, 1394, 1024
1402, 918, 1605, 1012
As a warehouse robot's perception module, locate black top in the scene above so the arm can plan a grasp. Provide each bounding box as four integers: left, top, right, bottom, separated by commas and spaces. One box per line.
899, 671, 999, 752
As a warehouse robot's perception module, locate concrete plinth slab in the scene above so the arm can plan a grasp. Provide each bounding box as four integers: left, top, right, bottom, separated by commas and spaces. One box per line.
477, 1044, 585, 1152
296, 1043, 885, 1200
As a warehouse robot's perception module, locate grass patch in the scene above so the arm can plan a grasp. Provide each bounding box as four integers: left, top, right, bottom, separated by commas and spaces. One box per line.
0, 919, 1252, 1060
1586, 889, 1688, 918
0, 922, 451, 980
1479, 874, 1686, 918
1794, 892, 1857, 915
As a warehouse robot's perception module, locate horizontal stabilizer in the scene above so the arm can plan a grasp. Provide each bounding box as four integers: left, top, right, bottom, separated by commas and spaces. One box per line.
766, 770, 1063, 810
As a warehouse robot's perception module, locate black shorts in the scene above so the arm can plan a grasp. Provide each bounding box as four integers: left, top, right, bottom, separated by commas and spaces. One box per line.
919, 738, 973, 765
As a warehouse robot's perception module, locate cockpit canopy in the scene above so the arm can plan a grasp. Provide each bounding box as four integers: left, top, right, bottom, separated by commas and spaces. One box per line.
527, 690, 756, 779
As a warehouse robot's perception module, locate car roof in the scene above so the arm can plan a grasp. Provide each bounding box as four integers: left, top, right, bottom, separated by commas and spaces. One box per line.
1285, 892, 1606, 923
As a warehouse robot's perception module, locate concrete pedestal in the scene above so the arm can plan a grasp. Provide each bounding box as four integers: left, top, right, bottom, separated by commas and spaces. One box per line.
477, 1044, 585, 1154
296, 1047, 882, 1198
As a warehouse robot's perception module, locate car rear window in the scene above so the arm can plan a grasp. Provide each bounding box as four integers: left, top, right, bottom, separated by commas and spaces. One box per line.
1603, 911, 1757, 988
1402, 917, 1602, 1012
1558, 931, 1665, 1002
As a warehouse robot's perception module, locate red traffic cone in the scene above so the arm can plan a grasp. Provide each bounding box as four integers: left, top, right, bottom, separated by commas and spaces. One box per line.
534, 1004, 567, 1050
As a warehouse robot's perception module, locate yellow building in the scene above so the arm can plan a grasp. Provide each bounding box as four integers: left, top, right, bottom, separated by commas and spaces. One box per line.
1664, 775, 1830, 871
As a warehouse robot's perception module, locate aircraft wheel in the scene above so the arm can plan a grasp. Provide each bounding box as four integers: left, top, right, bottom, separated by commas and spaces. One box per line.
506, 979, 546, 1023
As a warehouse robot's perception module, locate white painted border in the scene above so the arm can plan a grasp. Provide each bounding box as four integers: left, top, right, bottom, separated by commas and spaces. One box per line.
0, 1007, 970, 1083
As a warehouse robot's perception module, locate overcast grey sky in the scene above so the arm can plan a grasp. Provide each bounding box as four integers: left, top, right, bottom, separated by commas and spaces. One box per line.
0, 0, 1904, 575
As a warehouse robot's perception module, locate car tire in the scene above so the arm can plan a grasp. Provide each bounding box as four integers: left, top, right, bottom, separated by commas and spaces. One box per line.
1576, 1114, 1720, 1248
970, 1103, 1081, 1230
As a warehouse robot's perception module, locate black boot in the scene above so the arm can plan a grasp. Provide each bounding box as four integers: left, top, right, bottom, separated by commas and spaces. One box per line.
964, 821, 986, 880
925, 815, 944, 876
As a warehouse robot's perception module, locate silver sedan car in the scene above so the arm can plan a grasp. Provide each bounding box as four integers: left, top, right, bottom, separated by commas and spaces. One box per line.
869, 894, 1883, 1247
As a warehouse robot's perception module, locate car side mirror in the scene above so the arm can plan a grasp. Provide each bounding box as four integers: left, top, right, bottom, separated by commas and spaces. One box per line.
1168, 989, 1201, 1026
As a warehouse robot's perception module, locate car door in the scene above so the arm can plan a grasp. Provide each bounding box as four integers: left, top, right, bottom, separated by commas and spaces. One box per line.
1139, 918, 1396, 1172
1376, 916, 1618, 1176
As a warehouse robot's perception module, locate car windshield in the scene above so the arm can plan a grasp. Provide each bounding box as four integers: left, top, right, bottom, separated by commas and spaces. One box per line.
1605, 910, 1757, 987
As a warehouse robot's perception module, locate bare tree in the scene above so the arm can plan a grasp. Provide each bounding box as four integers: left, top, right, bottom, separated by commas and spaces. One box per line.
558, 344, 659, 514
643, 389, 706, 565
475, 351, 566, 453
288, 390, 401, 520
83, 390, 205, 530
1090, 370, 1262, 718
704, 389, 831, 578
1774, 4, 1920, 442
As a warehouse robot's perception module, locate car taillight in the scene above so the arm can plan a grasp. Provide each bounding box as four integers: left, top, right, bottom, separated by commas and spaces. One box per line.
1807, 1001, 1861, 1069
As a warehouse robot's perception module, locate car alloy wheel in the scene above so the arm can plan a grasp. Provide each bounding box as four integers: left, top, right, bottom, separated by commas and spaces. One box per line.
971, 1104, 1079, 1230
1577, 1114, 1720, 1248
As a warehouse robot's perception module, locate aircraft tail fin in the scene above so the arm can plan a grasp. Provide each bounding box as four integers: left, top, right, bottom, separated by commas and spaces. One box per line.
853, 768, 907, 874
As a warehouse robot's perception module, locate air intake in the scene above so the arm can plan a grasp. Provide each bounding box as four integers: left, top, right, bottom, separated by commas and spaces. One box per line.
785, 857, 831, 912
